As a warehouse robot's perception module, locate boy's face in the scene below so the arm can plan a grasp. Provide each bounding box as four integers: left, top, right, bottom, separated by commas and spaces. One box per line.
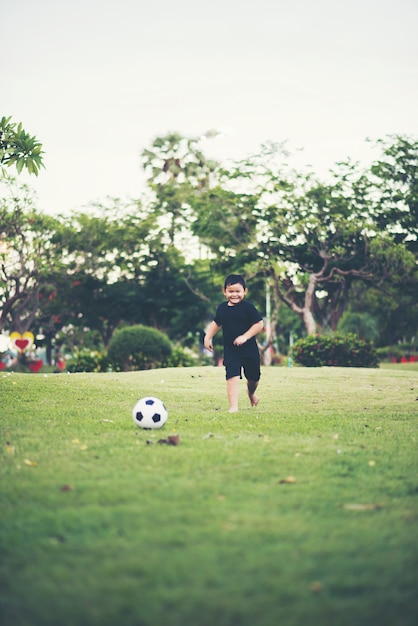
223, 282, 248, 306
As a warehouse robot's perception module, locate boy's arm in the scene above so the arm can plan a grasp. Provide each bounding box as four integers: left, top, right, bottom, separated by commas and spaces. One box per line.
204, 321, 221, 352
233, 320, 264, 346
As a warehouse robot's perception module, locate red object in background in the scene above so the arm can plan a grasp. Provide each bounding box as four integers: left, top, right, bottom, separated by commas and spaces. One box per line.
0, 362, 5, 370
15, 339, 30, 351
57, 358, 65, 370
400, 356, 408, 363
28, 360, 43, 373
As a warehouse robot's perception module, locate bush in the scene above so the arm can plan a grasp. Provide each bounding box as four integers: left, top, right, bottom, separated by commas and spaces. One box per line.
66, 349, 111, 373
164, 345, 198, 368
291, 333, 379, 368
107, 325, 172, 372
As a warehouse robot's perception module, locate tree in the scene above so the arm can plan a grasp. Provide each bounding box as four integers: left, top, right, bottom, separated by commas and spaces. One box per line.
190, 146, 416, 335
0, 116, 45, 176
141, 132, 219, 246
262, 170, 416, 335
337, 275, 418, 346
370, 135, 418, 253
0, 178, 61, 335
37, 201, 211, 347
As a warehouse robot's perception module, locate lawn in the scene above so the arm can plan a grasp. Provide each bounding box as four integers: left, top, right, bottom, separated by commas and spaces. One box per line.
1, 365, 417, 626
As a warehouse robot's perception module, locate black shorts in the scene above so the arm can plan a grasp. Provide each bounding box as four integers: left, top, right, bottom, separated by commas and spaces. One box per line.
224, 353, 261, 382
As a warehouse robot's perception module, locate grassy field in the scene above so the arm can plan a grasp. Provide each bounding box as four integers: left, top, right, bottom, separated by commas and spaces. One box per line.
1, 364, 417, 626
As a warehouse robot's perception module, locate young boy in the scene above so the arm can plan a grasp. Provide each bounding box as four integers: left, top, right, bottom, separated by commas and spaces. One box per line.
204, 274, 264, 412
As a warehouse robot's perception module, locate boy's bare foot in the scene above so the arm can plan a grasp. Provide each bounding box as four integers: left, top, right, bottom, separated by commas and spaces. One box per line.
247, 380, 259, 407
249, 395, 259, 407
228, 407, 238, 413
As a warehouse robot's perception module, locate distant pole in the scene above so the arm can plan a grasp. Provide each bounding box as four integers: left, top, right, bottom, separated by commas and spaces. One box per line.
288, 331, 293, 367
264, 280, 272, 366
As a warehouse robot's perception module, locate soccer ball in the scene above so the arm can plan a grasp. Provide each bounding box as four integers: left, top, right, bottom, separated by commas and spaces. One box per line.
132, 396, 168, 430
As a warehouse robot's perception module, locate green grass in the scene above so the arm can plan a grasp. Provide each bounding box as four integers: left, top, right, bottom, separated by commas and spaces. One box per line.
1, 365, 417, 626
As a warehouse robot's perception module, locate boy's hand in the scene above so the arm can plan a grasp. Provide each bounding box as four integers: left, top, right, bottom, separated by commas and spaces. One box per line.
204, 337, 213, 352
233, 335, 248, 346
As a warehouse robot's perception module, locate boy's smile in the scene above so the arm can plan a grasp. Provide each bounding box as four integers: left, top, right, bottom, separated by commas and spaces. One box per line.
223, 283, 248, 306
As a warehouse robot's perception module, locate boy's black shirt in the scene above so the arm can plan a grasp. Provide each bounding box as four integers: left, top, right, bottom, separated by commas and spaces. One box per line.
214, 300, 263, 357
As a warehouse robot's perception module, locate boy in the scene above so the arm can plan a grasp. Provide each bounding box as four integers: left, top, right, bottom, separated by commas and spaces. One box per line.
204, 274, 264, 412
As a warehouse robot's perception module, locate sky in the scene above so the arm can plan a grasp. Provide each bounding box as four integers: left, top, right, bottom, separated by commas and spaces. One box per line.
2, 0, 418, 215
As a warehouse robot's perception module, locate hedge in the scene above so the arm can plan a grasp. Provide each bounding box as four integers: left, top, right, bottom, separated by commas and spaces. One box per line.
291, 333, 379, 368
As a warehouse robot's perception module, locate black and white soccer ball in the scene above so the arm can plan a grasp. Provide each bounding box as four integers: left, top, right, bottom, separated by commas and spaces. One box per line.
132, 396, 168, 430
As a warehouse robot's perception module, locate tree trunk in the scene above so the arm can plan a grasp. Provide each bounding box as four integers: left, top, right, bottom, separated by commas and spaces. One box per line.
302, 274, 318, 334
302, 307, 317, 335
270, 269, 318, 336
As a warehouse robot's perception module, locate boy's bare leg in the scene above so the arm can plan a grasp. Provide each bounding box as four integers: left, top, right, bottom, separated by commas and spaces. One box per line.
247, 380, 259, 407
227, 376, 240, 412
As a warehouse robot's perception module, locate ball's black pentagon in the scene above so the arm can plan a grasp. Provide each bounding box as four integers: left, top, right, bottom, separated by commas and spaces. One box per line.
152, 413, 161, 423
136, 411, 144, 421
145, 399, 155, 406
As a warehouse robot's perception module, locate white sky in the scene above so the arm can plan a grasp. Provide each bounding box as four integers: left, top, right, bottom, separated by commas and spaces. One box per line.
2, 0, 418, 215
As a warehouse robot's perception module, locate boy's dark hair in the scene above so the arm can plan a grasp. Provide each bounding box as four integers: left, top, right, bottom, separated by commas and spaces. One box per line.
224, 274, 247, 289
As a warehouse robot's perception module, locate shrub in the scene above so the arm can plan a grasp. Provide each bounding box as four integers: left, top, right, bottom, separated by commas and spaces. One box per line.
66, 349, 111, 373
107, 325, 172, 372
291, 333, 379, 368
164, 345, 198, 368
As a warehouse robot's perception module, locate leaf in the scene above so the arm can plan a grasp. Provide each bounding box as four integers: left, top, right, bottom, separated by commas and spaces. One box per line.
24, 458, 38, 467
278, 476, 296, 484
16, 156, 24, 174
158, 435, 180, 446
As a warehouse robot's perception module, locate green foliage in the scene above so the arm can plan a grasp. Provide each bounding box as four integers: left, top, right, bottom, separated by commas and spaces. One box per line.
142, 132, 220, 245
0, 116, 45, 176
370, 135, 418, 251
67, 343, 206, 372
164, 345, 198, 367
292, 333, 379, 367
66, 349, 111, 373
107, 324, 172, 371
190, 139, 418, 336
0, 178, 63, 332
338, 311, 380, 341
142, 132, 218, 189
2, 132, 418, 361
340, 279, 418, 347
